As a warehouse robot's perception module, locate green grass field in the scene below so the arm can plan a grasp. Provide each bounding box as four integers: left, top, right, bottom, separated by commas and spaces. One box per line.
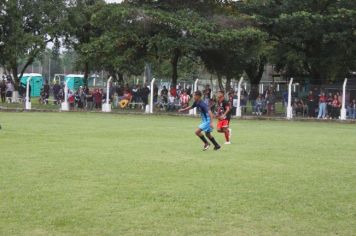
0, 112, 355, 236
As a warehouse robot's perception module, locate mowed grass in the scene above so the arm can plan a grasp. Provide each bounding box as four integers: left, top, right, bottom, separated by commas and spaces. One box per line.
0, 112, 355, 236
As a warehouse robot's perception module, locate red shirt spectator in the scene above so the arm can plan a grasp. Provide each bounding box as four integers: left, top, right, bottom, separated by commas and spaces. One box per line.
93, 89, 102, 104
170, 86, 177, 97
180, 92, 190, 108
319, 95, 326, 103
332, 98, 341, 108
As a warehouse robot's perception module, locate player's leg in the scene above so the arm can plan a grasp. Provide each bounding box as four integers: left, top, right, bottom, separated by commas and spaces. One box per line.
220, 120, 231, 144
195, 128, 210, 150
217, 120, 224, 133
205, 132, 221, 151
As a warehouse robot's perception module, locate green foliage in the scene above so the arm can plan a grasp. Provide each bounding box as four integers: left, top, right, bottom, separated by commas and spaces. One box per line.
2, 0, 355, 87
64, 0, 106, 82
241, 0, 356, 83
0, 0, 65, 85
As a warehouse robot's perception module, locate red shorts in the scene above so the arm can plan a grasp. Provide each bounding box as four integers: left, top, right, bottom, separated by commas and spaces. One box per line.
217, 119, 230, 130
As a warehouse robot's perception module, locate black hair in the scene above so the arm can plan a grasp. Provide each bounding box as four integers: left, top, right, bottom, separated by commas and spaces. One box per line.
194, 90, 202, 97
218, 90, 225, 95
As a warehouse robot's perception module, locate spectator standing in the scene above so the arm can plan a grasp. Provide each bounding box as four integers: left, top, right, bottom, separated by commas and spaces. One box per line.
293, 98, 305, 117
170, 85, 177, 98
176, 85, 182, 98
180, 90, 190, 109
140, 84, 150, 106
153, 85, 158, 104
326, 92, 333, 118
132, 85, 139, 105
161, 86, 168, 104
53, 82, 61, 104
167, 94, 175, 111
86, 89, 94, 110
18, 83, 26, 98
265, 91, 275, 116
232, 91, 238, 116
203, 85, 211, 105
249, 87, 259, 111
317, 92, 327, 119
0, 80, 6, 103
255, 95, 263, 116
75, 87, 85, 111
93, 89, 102, 110
331, 95, 341, 119
348, 99, 356, 119
68, 90, 75, 111
307, 91, 316, 117
5, 80, 14, 103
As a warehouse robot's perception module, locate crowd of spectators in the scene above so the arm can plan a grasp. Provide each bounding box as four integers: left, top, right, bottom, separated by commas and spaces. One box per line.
295, 89, 355, 119
153, 85, 193, 112
0, 76, 15, 103
1, 75, 356, 120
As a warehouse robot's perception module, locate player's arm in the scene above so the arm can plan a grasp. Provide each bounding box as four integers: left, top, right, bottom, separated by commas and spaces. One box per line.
178, 105, 192, 113
220, 104, 231, 119
208, 110, 215, 128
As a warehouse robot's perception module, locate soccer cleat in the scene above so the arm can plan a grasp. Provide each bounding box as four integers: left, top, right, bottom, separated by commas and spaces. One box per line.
224, 142, 231, 145
214, 145, 221, 151
203, 143, 210, 151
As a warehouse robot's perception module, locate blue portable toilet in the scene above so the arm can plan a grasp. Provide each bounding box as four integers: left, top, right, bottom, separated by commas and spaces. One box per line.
64, 74, 84, 91
20, 73, 44, 97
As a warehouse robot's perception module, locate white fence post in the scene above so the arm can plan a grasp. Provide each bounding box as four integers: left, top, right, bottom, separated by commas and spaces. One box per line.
102, 77, 113, 112
236, 77, 244, 117
340, 78, 348, 120
192, 79, 199, 116
287, 78, 294, 120
61, 78, 70, 111
25, 77, 32, 110
149, 78, 156, 114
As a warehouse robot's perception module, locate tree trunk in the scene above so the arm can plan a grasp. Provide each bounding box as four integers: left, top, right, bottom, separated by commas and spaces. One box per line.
171, 48, 181, 87
83, 62, 89, 86
309, 67, 323, 85
226, 77, 232, 93
245, 56, 266, 86
217, 75, 224, 91
118, 73, 124, 85
11, 65, 19, 90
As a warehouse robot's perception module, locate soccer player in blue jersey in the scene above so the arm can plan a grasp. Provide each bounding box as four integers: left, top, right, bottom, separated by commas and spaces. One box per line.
179, 91, 221, 151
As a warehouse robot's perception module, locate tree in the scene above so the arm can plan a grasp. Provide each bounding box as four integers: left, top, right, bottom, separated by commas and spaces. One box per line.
124, 0, 233, 86
64, 0, 106, 84
241, 0, 356, 84
195, 8, 267, 91
0, 0, 65, 87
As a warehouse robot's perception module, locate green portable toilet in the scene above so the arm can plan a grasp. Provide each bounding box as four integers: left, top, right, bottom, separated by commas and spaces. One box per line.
20, 73, 44, 97
65, 74, 84, 91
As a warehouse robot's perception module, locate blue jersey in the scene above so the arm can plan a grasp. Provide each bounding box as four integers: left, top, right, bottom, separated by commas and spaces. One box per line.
192, 100, 211, 122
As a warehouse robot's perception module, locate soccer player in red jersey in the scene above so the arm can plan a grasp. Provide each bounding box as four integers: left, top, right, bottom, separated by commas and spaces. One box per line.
216, 91, 232, 145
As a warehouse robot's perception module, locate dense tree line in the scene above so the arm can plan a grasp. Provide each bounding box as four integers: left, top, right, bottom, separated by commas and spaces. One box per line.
0, 0, 355, 88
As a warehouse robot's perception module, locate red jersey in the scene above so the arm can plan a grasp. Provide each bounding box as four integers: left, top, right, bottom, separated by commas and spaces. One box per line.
217, 99, 232, 121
